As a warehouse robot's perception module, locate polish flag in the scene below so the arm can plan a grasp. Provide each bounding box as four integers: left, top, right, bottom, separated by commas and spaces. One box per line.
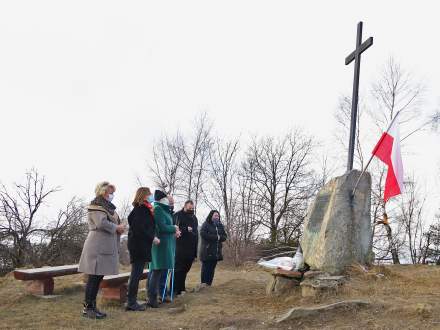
372, 117, 404, 202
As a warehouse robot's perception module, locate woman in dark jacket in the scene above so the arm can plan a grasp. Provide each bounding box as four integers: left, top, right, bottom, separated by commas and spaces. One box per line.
199, 210, 227, 286
126, 187, 158, 311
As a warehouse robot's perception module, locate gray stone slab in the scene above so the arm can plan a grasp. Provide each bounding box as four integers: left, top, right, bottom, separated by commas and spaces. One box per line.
301, 170, 372, 275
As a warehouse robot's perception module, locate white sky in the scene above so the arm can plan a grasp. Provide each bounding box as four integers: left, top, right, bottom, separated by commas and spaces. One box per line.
0, 1, 439, 221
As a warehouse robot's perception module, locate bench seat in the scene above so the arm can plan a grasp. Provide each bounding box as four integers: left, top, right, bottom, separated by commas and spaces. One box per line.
100, 270, 149, 303
13, 264, 79, 295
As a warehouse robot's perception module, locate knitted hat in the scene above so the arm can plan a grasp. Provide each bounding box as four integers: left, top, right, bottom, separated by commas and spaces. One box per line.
154, 190, 167, 202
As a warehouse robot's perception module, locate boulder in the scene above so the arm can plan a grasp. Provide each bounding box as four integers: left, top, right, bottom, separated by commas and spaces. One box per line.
301, 170, 372, 275
266, 275, 300, 296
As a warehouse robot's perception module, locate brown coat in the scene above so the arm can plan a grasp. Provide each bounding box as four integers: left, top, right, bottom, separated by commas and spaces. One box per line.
78, 205, 121, 275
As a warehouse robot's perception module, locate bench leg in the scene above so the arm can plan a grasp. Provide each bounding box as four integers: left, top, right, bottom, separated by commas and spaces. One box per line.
26, 278, 54, 295
101, 284, 128, 304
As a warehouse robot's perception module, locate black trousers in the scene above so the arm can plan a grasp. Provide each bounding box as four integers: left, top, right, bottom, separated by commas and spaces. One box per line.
148, 269, 168, 302
174, 258, 194, 295
127, 261, 147, 305
201, 260, 218, 286
84, 274, 104, 306
147, 268, 168, 298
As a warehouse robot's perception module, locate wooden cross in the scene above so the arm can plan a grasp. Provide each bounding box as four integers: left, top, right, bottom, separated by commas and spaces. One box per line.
345, 21, 373, 171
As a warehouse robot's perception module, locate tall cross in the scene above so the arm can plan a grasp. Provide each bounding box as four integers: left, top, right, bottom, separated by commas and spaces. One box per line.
345, 21, 373, 171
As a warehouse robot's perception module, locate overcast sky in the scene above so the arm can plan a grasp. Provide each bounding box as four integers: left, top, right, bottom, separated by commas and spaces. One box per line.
0, 1, 439, 221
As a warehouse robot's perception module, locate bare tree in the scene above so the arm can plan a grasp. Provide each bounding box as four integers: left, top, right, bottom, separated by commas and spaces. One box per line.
148, 113, 212, 211
370, 164, 401, 264
370, 57, 440, 142
334, 95, 367, 169
243, 130, 316, 243
233, 163, 263, 259
179, 113, 213, 209
150, 132, 185, 194
117, 199, 132, 224
0, 169, 59, 268
424, 213, 440, 264
396, 179, 428, 264
370, 57, 424, 128
334, 57, 434, 264
206, 137, 239, 218
205, 136, 255, 264
36, 197, 88, 266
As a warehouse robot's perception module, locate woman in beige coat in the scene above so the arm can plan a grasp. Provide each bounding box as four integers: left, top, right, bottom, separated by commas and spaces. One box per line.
79, 182, 125, 319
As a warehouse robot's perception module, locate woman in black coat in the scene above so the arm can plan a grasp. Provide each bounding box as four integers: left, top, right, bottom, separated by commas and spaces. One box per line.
199, 210, 227, 286
126, 187, 158, 311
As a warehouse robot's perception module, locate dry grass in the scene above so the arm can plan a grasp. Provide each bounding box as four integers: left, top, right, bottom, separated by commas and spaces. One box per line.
1, 263, 440, 329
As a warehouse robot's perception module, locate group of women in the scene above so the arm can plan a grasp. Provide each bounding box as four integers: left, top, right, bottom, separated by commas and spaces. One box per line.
78, 182, 227, 319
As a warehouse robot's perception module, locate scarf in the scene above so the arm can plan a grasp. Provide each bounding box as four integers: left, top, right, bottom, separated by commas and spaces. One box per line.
143, 201, 154, 217
90, 196, 116, 216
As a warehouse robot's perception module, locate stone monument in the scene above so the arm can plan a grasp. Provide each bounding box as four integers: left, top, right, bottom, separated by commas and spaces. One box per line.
301, 170, 372, 275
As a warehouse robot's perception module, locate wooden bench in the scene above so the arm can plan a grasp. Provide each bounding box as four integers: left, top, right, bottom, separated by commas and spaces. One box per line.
13, 264, 79, 295
14, 265, 149, 303
100, 270, 149, 303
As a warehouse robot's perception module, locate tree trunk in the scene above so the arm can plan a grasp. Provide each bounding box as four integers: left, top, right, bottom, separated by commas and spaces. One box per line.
270, 227, 277, 244
384, 223, 400, 264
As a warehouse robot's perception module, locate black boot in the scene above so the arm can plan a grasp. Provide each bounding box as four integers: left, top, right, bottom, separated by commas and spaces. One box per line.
146, 295, 159, 308
92, 301, 107, 318
82, 303, 106, 319
126, 301, 147, 311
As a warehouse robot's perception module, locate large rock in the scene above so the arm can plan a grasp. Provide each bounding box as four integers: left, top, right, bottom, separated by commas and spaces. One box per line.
301, 170, 372, 275
266, 275, 300, 296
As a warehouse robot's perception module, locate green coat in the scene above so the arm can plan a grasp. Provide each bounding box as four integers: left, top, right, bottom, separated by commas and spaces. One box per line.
150, 202, 176, 270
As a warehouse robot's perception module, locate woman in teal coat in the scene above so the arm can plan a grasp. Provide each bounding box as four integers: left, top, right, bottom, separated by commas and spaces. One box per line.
147, 190, 181, 307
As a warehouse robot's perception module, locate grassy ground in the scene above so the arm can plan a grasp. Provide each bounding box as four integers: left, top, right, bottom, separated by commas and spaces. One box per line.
1, 262, 440, 329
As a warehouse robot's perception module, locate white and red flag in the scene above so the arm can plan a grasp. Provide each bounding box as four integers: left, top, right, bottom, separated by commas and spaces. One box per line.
371, 115, 404, 202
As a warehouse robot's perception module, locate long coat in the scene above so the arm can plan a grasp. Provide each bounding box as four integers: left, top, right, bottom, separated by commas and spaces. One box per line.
199, 220, 227, 262
150, 202, 176, 270
78, 205, 121, 275
173, 209, 198, 261
127, 204, 155, 264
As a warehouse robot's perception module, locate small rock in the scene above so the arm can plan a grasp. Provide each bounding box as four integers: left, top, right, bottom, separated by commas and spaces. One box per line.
317, 275, 345, 281
303, 271, 328, 279
167, 304, 187, 314
415, 303, 433, 318
191, 283, 208, 293
36, 295, 61, 299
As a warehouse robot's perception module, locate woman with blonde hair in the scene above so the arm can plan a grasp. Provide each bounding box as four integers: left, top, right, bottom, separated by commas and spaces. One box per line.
125, 187, 159, 311
79, 181, 125, 319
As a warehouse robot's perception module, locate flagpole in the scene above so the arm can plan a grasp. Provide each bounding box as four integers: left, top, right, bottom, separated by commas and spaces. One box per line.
351, 110, 402, 198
